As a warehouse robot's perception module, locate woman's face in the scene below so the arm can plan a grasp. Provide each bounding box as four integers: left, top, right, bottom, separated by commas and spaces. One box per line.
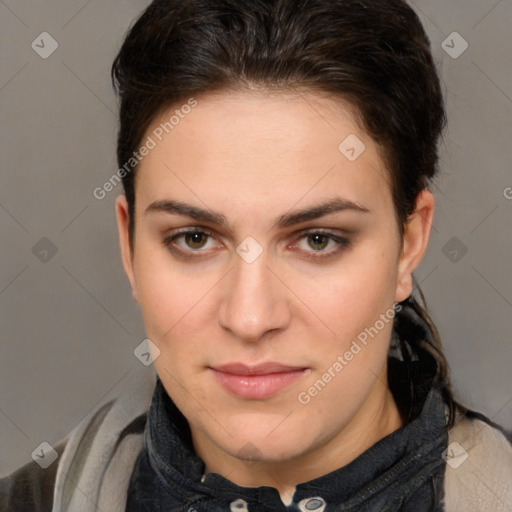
116, 89, 432, 472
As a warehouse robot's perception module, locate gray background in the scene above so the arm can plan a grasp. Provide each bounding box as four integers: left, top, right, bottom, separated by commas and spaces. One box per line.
0, 0, 511, 476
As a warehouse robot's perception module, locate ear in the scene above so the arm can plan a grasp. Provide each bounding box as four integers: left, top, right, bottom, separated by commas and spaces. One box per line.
395, 189, 435, 303
115, 194, 138, 303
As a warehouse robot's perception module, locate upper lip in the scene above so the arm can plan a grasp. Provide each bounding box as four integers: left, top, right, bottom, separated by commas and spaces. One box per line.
211, 363, 307, 375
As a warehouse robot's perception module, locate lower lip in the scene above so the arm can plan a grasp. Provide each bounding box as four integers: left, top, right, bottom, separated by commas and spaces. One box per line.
211, 369, 306, 400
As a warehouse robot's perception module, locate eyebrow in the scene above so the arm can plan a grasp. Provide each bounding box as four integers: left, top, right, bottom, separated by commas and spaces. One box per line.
145, 197, 370, 229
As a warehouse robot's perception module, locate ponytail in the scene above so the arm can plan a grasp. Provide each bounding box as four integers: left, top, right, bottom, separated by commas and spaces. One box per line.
389, 277, 468, 427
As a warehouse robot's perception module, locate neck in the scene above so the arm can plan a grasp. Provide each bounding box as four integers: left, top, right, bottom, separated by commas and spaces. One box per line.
192, 374, 403, 503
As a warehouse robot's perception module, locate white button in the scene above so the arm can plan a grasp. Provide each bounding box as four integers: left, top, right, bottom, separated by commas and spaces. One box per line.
298, 497, 326, 511
230, 499, 249, 512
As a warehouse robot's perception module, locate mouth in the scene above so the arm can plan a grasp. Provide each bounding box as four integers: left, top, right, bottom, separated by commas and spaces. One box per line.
209, 362, 309, 400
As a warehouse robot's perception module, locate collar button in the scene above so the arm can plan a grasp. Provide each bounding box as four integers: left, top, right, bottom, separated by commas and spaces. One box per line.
298, 497, 326, 511
230, 498, 249, 512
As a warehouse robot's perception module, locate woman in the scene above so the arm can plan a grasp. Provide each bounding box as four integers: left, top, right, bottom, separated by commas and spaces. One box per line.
1, 0, 511, 510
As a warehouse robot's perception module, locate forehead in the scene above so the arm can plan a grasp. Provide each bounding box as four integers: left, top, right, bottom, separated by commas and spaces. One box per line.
135, 89, 393, 222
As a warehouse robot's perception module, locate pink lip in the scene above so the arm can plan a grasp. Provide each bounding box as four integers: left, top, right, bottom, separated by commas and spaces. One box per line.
210, 363, 308, 400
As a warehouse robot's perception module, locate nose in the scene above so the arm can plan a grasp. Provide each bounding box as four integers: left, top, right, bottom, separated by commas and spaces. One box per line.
217, 252, 291, 342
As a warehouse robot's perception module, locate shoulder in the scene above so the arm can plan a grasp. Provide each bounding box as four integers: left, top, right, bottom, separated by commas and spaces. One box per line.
443, 409, 512, 512
0, 439, 67, 512
0, 368, 155, 512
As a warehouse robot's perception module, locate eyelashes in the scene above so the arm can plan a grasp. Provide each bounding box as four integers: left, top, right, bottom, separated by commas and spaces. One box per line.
292, 232, 350, 254
162, 228, 220, 258
161, 227, 352, 262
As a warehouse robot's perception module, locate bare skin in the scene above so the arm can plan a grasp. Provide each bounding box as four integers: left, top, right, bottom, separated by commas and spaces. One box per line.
116, 88, 434, 502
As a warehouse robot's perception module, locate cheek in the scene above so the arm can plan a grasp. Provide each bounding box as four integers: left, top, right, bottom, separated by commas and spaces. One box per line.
135, 258, 175, 330
296, 255, 399, 431
133, 247, 221, 366
303, 242, 399, 342
133, 246, 194, 338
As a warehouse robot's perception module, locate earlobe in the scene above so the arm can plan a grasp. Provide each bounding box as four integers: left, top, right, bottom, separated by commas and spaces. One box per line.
115, 194, 138, 303
394, 189, 435, 303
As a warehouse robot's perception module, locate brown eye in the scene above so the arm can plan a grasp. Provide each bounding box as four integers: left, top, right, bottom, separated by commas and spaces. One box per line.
291, 230, 351, 260
162, 229, 218, 256
184, 232, 209, 249
307, 234, 329, 251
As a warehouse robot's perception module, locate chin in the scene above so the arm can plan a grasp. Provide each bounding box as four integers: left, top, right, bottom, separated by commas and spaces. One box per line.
228, 436, 308, 464
218, 419, 310, 461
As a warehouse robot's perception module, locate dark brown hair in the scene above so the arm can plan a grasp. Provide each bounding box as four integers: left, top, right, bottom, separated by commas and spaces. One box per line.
112, 0, 465, 426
